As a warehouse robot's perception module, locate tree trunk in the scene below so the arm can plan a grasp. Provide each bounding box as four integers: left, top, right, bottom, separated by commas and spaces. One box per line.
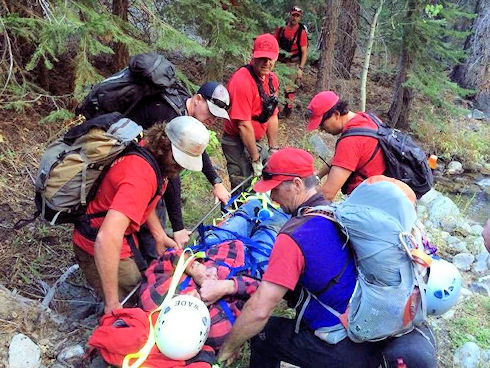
316, 0, 341, 91
360, 0, 383, 111
452, 0, 490, 112
112, 0, 129, 72
335, 0, 360, 78
388, 0, 418, 129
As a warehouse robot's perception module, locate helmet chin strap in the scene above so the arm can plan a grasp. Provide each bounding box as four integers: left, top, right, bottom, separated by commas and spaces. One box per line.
122, 249, 205, 368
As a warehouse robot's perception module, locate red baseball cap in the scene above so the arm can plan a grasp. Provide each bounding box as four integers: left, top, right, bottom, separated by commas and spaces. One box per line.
253, 148, 315, 192
253, 33, 279, 61
290, 6, 303, 15
306, 91, 340, 131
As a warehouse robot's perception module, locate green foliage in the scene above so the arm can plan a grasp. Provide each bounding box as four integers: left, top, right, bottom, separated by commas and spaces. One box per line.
206, 130, 221, 157
447, 295, 490, 349
39, 109, 74, 125
414, 107, 490, 165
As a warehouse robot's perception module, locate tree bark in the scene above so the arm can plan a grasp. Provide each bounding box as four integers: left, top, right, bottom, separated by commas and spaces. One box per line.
388, 0, 418, 129
452, 0, 490, 112
335, 0, 360, 78
112, 0, 129, 72
360, 0, 383, 111
316, 0, 341, 91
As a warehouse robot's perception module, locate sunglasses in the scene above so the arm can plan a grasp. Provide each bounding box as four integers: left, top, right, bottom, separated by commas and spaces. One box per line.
262, 171, 298, 180
205, 95, 230, 111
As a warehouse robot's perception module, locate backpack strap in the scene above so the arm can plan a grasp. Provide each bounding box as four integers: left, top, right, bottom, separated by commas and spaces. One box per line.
244, 65, 276, 123
244, 64, 275, 98
75, 144, 163, 272
336, 113, 382, 184
294, 23, 305, 59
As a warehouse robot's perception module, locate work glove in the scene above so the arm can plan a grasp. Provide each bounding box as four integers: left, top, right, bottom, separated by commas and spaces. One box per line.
252, 159, 264, 177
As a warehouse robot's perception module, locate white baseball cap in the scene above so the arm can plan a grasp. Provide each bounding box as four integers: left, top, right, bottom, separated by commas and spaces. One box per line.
165, 116, 210, 171
197, 81, 230, 121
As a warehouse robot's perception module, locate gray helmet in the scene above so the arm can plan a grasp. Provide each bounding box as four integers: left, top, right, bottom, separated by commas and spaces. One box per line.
165, 116, 209, 171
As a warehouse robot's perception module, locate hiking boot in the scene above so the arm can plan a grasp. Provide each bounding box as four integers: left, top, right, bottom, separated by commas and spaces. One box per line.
278, 105, 291, 119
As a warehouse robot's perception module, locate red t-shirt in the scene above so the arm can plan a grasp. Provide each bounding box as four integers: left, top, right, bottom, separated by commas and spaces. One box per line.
262, 233, 305, 290
73, 155, 165, 259
224, 66, 279, 141
331, 113, 386, 194
274, 24, 308, 55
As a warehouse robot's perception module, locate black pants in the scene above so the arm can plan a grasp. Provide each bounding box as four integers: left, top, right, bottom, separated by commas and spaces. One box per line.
136, 197, 167, 261
250, 317, 437, 368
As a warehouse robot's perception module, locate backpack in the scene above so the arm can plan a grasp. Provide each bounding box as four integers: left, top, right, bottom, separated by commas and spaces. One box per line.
337, 112, 433, 198
244, 65, 278, 124
300, 177, 430, 342
278, 23, 306, 59
75, 53, 190, 119
15, 112, 162, 228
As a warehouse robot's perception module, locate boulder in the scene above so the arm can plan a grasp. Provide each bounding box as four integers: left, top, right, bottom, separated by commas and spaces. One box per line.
8, 333, 41, 368
453, 253, 475, 271
453, 341, 481, 368
448, 161, 464, 175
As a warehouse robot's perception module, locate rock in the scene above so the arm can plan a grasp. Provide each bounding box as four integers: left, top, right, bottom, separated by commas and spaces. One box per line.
470, 224, 484, 236
448, 161, 464, 175
8, 333, 42, 368
482, 163, 490, 176
447, 235, 461, 244
472, 237, 485, 254
440, 216, 460, 233
416, 204, 428, 219
447, 241, 469, 254
441, 309, 456, 320
472, 253, 489, 274
469, 108, 486, 120
467, 162, 484, 173
460, 287, 473, 297
57, 344, 85, 362
422, 191, 460, 228
453, 253, 475, 271
420, 188, 440, 205
453, 341, 481, 368
452, 220, 473, 237
481, 350, 490, 367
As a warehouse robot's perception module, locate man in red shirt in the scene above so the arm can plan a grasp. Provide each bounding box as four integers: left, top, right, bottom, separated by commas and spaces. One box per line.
306, 91, 386, 200
275, 6, 308, 118
223, 33, 280, 190
73, 116, 210, 314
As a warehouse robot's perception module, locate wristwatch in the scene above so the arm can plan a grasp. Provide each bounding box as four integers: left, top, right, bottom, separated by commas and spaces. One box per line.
212, 176, 223, 185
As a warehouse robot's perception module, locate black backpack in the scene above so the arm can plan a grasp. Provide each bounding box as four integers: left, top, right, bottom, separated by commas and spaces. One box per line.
337, 112, 433, 198
244, 65, 278, 124
278, 23, 306, 59
76, 53, 190, 119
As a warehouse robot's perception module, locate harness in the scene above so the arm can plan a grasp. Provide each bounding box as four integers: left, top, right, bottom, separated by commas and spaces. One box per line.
244, 65, 278, 124
278, 23, 306, 60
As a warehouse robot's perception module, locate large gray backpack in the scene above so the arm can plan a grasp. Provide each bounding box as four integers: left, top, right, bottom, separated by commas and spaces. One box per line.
300, 176, 429, 342
15, 112, 162, 228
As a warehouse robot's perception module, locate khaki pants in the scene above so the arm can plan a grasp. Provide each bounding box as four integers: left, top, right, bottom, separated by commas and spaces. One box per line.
73, 245, 142, 303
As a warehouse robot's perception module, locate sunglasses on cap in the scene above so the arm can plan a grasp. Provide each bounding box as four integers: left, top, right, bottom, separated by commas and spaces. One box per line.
203, 95, 230, 111
262, 171, 298, 180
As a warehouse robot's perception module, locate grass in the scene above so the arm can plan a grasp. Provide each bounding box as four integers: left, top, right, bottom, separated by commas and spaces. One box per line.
447, 294, 490, 350
413, 107, 490, 166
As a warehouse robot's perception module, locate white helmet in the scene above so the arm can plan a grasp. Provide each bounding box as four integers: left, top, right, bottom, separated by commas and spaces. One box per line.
425, 258, 462, 315
154, 295, 211, 360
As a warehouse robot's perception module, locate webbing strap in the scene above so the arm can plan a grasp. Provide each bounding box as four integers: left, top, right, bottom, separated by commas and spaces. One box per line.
122, 249, 205, 368
218, 300, 236, 325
